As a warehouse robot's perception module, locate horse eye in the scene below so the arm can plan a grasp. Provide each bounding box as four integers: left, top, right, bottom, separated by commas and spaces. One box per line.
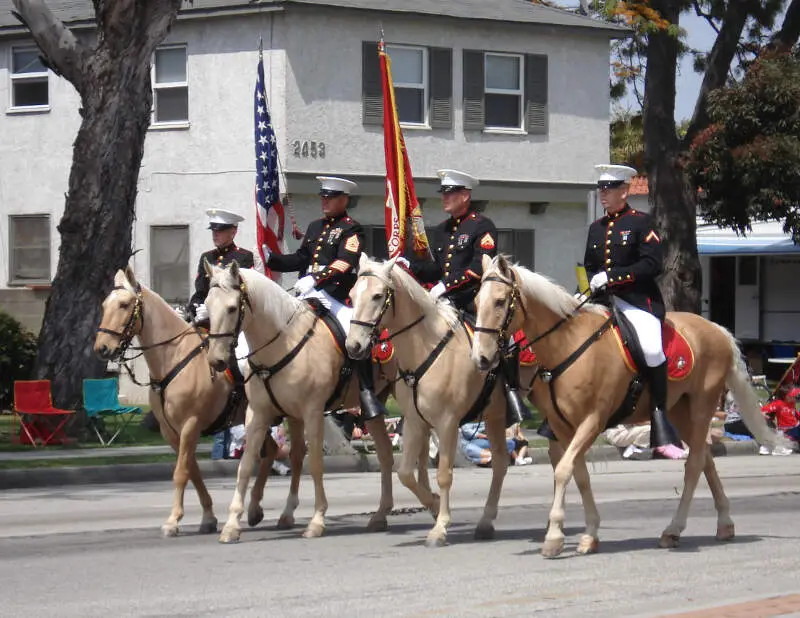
227, 306, 237, 314
372, 293, 383, 302
494, 299, 505, 309
119, 302, 130, 310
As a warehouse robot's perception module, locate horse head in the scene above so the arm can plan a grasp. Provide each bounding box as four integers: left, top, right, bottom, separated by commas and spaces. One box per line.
204, 259, 248, 372
346, 253, 397, 360
95, 265, 144, 361
472, 254, 524, 371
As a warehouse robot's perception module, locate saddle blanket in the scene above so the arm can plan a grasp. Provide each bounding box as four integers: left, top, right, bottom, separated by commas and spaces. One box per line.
612, 319, 694, 381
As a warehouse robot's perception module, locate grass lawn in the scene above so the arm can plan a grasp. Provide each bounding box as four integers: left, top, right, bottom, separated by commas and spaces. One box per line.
0, 452, 209, 470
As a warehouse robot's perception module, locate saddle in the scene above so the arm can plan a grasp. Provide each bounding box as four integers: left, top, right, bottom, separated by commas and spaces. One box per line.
303, 298, 353, 411
201, 370, 248, 437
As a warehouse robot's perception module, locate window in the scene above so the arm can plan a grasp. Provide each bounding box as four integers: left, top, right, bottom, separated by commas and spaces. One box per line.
497, 229, 535, 270
463, 51, 548, 134
385, 45, 427, 125
150, 225, 190, 303
362, 42, 452, 129
10, 47, 49, 109
9, 215, 50, 284
152, 46, 188, 124
363, 226, 390, 261
484, 53, 523, 129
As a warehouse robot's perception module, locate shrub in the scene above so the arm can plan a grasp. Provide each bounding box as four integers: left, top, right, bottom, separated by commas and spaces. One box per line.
0, 310, 38, 410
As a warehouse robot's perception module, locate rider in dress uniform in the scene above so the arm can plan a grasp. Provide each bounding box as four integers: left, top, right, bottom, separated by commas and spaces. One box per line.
187, 208, 255, 326
401, 169, 532, 426
582, 164, 684, 459
262, 176, 388, 422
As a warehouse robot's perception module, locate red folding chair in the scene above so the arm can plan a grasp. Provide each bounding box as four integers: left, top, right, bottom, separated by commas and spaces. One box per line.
13, 380, 76, 447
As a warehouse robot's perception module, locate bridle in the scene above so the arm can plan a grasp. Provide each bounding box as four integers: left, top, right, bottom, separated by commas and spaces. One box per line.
349, 271, 426, 347
96, 285, 145, 359
205, 277, 252, 358
472, 273, 528, 351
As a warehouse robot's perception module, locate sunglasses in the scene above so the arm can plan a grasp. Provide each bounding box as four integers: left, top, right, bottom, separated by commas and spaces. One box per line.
319, 191, 345, 199
439, 186, 466, 194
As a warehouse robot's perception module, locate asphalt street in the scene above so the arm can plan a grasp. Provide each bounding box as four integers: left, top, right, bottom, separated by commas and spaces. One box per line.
1, 456, 799, 618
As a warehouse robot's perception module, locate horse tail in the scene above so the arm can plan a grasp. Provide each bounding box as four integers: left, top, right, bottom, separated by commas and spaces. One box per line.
717, 323, 788, 449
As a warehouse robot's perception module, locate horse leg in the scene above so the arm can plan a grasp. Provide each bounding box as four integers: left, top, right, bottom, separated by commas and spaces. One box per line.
397, 417, 440, 519
475, 405, 509, 540
302, 411, 328, 538
659, 397, 719, 548
364, 416, 394, 532
542, 421, 597, 558
573, 453, 601, 554
417, 427, 439, 518
247, 432, 278, 528
426, 419, 458, 548
278, 416, 306, 530
187, 453, 218, 534
161, 419, 197, 537
219, 408, 269, 544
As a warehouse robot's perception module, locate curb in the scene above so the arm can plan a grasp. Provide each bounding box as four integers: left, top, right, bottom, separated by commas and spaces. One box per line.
0, 440, 762, 490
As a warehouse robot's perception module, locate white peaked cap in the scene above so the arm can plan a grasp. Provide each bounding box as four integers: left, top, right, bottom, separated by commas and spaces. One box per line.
437, 169, 479, 190
316, 176, 358, 194
594, 164, 638, 184
205, 208, 245, 228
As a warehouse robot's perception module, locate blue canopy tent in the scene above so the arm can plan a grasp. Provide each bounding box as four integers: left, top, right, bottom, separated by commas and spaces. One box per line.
697, 220, 800, 255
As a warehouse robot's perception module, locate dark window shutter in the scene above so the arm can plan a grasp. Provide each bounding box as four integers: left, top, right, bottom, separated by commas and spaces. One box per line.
462, 50, 484, 131
428, 47, 452, 129
525, 54, 548, 135
513, 229, 535, 269
362, 41, 383, 126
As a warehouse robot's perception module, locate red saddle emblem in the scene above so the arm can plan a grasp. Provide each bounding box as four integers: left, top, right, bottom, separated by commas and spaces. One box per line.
371, 329, 395, 364
612, 320, 694, 381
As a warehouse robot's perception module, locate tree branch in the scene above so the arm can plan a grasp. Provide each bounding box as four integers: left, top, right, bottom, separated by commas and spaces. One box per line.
11, 0, 89, 93
768, 0, 800, 52
692, 0, 721, 35
681, 0, 752, 149
142, 0, 184, 55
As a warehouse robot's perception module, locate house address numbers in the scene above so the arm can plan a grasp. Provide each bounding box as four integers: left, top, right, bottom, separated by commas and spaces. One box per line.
291, 140, 326, 159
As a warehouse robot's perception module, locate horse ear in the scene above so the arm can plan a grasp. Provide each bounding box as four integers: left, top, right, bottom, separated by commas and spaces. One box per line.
481, 254, 492, 275
124, 264, 137, 287
384, 256, 398, 273
497, 254, 512, 279
358, 252, 369, 271
203, 257, 214, 279
229, 260, 240, 279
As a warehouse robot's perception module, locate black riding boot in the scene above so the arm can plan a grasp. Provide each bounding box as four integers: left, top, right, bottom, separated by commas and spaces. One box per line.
536, 419, 557, 441
356, 358, 387, 421
501, 348, 533, 427
647, 361, 681, 448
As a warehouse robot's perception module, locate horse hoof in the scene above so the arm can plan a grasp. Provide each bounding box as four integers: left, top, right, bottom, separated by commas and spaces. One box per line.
658, 533, 680, 549
276, 515, 295, 530
576, 535, 599, 555
302, 523, 325, 538
716, 524, 735, 542
424, 535, 447, 548
474, 524, 495, 541
541, 538, 564, 558
247, 508, 264, 528
198, 519, 218, 535
366, 518, 389, 533
161, 525, 179, 538
218, 526, 241, 544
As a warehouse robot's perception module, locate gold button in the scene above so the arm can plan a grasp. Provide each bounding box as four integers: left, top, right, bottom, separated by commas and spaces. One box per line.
444, 271, 450, 276
449, 244, 454, 249
609, 222, 615, 228
445, 262, 450, 268
606, 239, 611, 245
605, 259, 611, 265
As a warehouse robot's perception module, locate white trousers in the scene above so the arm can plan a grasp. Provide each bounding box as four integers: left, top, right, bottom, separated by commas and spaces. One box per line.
615, 298, 666, 367
300, 289, 352, 335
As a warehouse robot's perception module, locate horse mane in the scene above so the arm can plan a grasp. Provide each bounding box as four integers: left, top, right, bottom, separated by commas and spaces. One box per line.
236, 267, 305, 325
361, 257, 459, 328
492, 258, 606, 318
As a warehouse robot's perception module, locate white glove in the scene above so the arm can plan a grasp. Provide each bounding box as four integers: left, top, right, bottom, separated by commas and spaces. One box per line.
295, 275, 316, 295
430, 281, 446, 299
589, 272, 609, 292
573, 292, 588, 302
396, 257, 410, 269
194, 303, 209, 322
261, 245, 271, 263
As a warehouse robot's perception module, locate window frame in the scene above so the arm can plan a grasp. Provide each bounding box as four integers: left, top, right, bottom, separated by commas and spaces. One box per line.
483, 51, 524, 130
8, 214, 51, 286
8, 46, 50, 112
385, 43, 429, 128
496, 227, 535, 270
150, 44, 189, 127
149, 224, 191, 304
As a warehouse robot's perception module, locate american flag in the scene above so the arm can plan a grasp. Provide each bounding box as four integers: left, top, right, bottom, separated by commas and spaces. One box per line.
254, 49, 285, 280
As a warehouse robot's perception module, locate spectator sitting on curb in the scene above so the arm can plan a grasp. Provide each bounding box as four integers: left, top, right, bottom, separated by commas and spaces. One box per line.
603, 422, 689, 461
507, 423, 533, 466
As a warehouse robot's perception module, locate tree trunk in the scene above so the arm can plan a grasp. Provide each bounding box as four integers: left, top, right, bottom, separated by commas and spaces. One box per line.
643, 0, 702, 314
13, 0, 183, 411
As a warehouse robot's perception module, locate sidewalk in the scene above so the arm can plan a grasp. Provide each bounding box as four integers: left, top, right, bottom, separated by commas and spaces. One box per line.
0, 431, 764, 491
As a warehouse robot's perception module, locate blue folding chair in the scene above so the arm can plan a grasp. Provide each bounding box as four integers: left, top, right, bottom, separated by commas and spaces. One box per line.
83, 378, 141, 446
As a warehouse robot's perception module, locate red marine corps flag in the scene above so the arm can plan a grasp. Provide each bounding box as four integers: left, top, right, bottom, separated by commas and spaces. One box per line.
379, 37, 431, 260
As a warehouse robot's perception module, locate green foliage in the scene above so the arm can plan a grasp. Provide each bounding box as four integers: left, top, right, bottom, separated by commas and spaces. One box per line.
0, 310, 38, 410
611, 112, 644, 167
686, 50, 800, 238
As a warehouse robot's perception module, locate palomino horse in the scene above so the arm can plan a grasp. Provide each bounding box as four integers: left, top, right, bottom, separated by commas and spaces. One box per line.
346, 254, 541, 547
471, 255, 787, 557
204, 260, 406, 543
94, 266, 266, 537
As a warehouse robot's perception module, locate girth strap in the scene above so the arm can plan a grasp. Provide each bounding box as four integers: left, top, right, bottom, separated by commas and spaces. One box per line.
150, 341, 208, 435
399, 327, 456, 426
